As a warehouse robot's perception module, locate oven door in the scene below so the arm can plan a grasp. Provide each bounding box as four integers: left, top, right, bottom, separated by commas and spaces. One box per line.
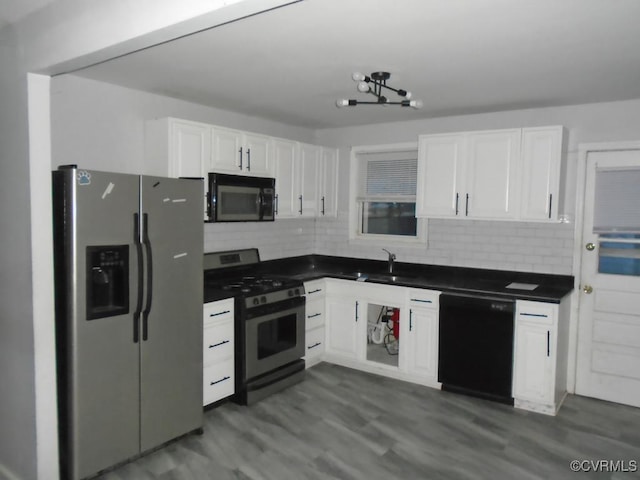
244, 297, 305, 380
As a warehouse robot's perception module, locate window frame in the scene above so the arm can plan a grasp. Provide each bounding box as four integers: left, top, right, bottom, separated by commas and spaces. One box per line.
348, 142, 427, 246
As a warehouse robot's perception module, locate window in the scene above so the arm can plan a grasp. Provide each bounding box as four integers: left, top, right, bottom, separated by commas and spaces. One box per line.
351, 145, 425, 242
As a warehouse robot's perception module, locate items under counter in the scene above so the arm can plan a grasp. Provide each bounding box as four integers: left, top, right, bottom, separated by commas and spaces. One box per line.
203, 298, 235, 406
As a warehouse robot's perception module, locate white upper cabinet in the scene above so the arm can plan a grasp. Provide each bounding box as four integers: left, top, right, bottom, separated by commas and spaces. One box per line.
520, 126, 563, 221
320, 147, 339, 217
299, 143, 321, 217
211, 126, 270, 176
272, 138, 298, 218
417, 126, 563, 222
144, 118, 211, 178
416, 134, 466, 218
272, 140, 339, 219
465, 129, 521, 219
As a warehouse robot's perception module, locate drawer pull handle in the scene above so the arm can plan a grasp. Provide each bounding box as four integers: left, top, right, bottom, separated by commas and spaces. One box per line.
210, 376, 230, 386
209, 310, 231, 317
307, 342, 322, 350
307, 289, 322, 294
410, 298, 432, 303
209, 340, 230, 348
307, 313, 322, 319
520, 313, 548, 318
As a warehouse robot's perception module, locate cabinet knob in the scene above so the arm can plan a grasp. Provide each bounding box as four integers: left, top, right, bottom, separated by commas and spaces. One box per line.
583, 285, 593, 294
585, 242, 596, 251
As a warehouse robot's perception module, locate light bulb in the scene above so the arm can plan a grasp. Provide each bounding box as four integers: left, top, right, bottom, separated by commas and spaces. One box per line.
336, 99, 348, 108
357, 81, 370, 93
410, 99, 423, 109
352, 72, 365, 82
404, 91, 412, 99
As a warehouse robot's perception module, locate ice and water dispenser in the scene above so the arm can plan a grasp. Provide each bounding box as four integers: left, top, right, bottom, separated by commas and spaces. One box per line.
86, 245, 129, 320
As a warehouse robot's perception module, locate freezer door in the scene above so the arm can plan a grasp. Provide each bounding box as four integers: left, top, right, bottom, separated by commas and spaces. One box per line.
54, 168, 141, 480
139, 176, 204, 451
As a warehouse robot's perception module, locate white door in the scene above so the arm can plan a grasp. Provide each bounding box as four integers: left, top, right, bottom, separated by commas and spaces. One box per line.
299, 143, 320, 217
244, 133, 270, 175
325, 296, 359, 361
576, 148, 640, 408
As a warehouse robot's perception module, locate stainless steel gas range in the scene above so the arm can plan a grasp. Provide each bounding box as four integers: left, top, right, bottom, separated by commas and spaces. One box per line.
204, 249, 305, 405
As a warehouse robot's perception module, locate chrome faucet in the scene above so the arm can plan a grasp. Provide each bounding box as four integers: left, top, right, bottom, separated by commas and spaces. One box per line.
382, 248, 396, 274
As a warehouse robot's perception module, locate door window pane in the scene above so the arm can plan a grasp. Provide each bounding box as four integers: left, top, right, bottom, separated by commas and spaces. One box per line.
598, 234, 640, 276
257, 313, 297, 359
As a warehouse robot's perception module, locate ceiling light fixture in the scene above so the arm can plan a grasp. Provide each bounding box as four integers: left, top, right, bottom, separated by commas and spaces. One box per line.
336, 71, 423, 109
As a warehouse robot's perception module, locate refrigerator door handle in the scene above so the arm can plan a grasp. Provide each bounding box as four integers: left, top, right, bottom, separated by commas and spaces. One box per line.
133, 213, 144, 343
142, 213, 153, 341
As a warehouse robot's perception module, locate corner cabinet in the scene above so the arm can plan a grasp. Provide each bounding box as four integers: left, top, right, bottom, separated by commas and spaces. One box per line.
272, 139, 339, 219
416, 126, 563, 222
202, 298, 235, 406
512, 298, 570, 415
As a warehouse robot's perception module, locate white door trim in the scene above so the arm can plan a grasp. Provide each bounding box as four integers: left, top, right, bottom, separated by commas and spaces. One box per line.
570, 140, 640, 395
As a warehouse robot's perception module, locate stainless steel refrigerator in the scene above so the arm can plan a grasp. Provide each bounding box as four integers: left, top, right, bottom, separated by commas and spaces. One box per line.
52, 165, 204, 480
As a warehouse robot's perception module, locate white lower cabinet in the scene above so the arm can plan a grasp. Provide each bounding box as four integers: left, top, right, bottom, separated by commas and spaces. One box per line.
324, 280, 441, 387
404, 290, 441, 386
303, 279, 326, 367
202, 298, 235, 406
513, 299, 569, 415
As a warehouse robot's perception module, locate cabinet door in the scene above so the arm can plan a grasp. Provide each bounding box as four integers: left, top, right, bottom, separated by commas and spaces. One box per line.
325, 296, 359, 361
465, 129, 521, 219
211, 126, 242, 173
405, 307, 439, 380
299, 143, 321, 217
513, 321, 554, 403
320, 147, 339, 217
520, 126, 562, 221
416, 134, 465, 218
170, 120, 211, 178
244, 133, 270, 176
272, 138, 298, 218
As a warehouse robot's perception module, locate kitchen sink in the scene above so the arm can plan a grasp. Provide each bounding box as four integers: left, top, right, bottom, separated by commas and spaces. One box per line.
348, 271, 417, 284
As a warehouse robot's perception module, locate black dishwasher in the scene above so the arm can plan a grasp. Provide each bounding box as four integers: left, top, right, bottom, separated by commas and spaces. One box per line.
438, 293, 515, 404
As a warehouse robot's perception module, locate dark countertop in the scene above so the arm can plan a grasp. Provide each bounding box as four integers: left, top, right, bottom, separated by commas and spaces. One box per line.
256, 254, 574, 303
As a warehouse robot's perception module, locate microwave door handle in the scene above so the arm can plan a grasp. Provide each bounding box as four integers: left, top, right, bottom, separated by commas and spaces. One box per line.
258, 191, 265, 220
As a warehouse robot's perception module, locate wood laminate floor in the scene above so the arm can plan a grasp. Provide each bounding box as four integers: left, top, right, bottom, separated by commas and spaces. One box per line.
96, 363, 640, 480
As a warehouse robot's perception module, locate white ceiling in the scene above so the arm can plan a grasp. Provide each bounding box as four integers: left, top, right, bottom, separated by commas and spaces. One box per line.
67, 0, 640, 129
0, 0, 52, 29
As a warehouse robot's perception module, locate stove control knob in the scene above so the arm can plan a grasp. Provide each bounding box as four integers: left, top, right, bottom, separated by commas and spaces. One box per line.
261, 296, 267, 304
294, 288, 301, 296
252, 298, 260, 306
287, 290, 293, 297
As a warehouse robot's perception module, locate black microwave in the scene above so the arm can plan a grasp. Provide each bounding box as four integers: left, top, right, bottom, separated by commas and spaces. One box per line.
207, 173, 275, 222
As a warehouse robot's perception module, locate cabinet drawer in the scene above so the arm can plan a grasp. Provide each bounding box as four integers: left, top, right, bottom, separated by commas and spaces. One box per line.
305, 327, 325, 360
203, 360, 234, 406
203, 299, 234, 325
203, 321, 234, 364
305, 298, 325, 330
304, 279, 325, 298
516, 300, 556, 326
407, 289, 440, 307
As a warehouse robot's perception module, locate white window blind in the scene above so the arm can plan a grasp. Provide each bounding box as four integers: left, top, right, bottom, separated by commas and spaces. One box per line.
357, 151, 417, 199
594, 167, 640, 233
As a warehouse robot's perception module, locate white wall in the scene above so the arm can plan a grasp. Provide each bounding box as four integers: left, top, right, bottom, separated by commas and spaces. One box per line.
0, 24, 38, 480
313, 99, 640, 275
51, 74, 315, 173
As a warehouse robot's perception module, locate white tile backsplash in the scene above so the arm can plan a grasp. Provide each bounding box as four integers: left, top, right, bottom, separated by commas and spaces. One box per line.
314, 213, 574, 275
204, 213, 574, 275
